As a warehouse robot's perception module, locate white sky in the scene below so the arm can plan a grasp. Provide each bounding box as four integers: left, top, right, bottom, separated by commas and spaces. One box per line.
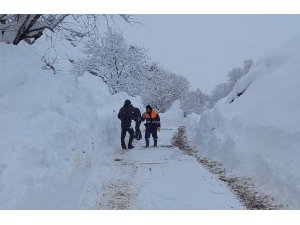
118, 15, 300, 93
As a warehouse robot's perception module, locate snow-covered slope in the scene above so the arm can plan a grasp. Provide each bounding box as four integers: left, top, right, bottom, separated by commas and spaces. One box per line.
0, 43, 246, 209
0, 43, 139, 209
188, 37, 300, 209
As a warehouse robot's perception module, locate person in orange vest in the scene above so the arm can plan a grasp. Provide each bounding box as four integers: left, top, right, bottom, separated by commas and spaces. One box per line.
142, 105, 161, 148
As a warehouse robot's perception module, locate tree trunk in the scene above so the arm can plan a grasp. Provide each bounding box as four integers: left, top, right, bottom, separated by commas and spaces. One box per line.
13, 15, 41, 45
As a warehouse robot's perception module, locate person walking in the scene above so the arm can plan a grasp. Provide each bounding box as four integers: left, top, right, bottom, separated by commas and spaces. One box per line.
142, 105, 160, 148
118, 99, 135, 149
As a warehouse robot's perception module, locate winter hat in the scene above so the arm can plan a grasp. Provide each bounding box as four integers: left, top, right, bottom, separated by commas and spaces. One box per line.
146, 105, 152, 110
124, 99, 131, 107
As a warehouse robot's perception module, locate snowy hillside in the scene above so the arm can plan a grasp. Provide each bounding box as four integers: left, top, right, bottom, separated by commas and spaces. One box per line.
0, 43, 138, 209
0, 43, 246, 209
188, 37, 300, 209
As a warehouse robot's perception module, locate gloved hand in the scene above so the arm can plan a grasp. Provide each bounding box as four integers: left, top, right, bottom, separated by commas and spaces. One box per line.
157, 127, 160, 132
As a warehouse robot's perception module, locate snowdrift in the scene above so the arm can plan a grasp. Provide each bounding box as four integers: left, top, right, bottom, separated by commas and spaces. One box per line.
0, 43, 141, 209
189, 37, 300, 209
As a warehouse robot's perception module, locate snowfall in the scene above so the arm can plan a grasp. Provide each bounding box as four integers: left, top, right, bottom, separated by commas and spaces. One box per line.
0, 35, 300, 209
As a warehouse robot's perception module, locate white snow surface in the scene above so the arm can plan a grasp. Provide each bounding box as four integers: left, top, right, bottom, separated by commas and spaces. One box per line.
0, 43, 243, 209
0, 43, 132, 209
187, 37, 300, 209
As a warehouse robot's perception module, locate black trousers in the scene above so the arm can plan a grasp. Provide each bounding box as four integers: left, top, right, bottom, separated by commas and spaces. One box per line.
135, 120, 142, 139
121, 127, 134, 146
145, 128, 158, 140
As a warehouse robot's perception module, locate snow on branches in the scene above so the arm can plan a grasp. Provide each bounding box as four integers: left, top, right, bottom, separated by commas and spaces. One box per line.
208, 59, 254, 108
142, 64, 189, 113
0, 14, 68, 45
0, 14, 131, 45
73, 29, 149, 96
180, 88, 209, 117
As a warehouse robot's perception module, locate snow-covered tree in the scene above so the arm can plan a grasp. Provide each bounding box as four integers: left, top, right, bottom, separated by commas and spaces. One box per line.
208, 82, 232, 108
73, 29, 149, 95
0, 14, 131, 45
141, 64, 189, 113
208, 59, 254, 108
180, 88, 209, 117
228, 59, 253, 87
0, 14, 67, 45
242, 59, 254, 74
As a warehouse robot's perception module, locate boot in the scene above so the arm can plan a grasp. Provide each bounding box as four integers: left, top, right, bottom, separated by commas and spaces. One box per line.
128, 137, 134, 149
154, 139, 157, 147
137, 131, 142, 140
145, 139, 149, 148
121, 143, 127, 149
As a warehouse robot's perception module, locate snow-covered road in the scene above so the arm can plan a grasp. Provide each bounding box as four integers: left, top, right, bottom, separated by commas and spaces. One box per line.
80, 128, 245, 209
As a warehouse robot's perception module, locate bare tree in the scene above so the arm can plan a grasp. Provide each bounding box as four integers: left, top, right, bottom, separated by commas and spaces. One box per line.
0, 14, 68, 44
0, 14, 131, 45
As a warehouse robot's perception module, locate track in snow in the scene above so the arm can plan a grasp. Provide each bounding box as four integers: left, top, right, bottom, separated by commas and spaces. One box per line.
172, 126, 282, 210
94, 127, 244, 210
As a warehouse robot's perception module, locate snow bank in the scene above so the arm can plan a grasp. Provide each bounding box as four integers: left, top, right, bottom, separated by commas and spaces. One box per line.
188, 37, 300, 209
0, 43, 139, 209
159, 100, 185, 129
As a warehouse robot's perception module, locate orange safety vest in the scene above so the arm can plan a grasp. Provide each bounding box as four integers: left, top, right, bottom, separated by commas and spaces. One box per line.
144, 111, 158, 119
144, 111, 160, 127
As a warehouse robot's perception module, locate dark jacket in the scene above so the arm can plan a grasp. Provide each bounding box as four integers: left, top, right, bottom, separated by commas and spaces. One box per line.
118, 105, 135, 128
132, 107, 141, 121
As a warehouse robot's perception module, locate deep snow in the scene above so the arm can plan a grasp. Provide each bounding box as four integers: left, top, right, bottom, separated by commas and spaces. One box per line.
3, 34, 300, 210
0, 43, 243, 209
187, 36, 300, 209
0, 43, 137, 209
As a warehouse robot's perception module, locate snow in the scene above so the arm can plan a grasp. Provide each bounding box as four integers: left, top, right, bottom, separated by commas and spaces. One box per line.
2, 29, 300, 211
129, 139, 243, 209
187, 36, 300, 209
0, 43, 243, 209
80, 125, 244, 210
0, 43, 131, 209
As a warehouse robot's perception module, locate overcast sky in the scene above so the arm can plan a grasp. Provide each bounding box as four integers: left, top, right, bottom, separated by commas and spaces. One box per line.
119, 15, 300, 93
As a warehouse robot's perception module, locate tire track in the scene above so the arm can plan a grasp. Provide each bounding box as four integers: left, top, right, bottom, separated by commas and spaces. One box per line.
172, 126, 282, 209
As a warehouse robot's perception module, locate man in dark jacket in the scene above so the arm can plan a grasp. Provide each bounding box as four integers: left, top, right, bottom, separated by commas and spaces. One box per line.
118, 99, 135, 149
142, 105, 160, 148
132, 106, 142, 140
